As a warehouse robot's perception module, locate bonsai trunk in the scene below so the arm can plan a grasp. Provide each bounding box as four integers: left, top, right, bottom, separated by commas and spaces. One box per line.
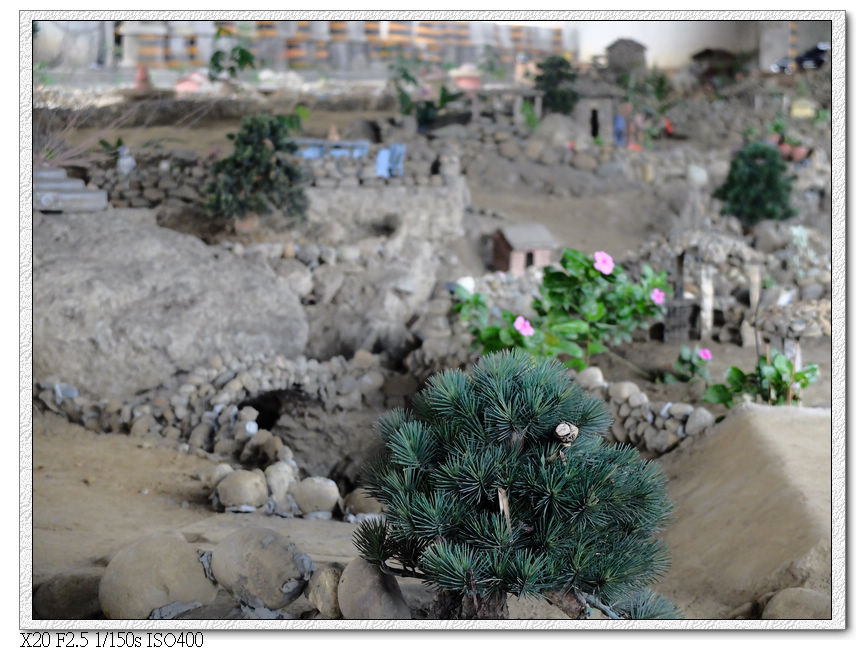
431, 590, 509, 619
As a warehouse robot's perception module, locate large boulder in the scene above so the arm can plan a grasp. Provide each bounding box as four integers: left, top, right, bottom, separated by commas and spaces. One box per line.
210, 528, 312, 610
98, 533, 217, 619
33, 209, 308, 399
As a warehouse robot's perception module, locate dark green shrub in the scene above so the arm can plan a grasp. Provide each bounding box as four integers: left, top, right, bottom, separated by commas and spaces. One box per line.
206, 113, 308, 225
534, 56, 579, 115
354, 350, 678, 619
713, 142, 796, 227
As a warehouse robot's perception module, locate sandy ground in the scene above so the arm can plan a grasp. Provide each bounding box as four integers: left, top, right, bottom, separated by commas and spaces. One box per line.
31, 411, 215, 584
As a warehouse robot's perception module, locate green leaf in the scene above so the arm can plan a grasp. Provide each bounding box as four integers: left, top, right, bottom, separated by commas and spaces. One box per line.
549, 338, 585, 360
580, 299, 606, 322
772, 354, 793, 383
549, 320, 589, 336
679, 346, 691, 361
795, 363, 820, 386
703, 384, 733, 408
725, 367, 747, 392
586, 341, 607, 355
295, 105, 310, 121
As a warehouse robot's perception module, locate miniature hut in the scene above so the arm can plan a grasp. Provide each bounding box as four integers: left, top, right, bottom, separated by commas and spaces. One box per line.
572, 77, 625, 145
492, 224, 559, 277
606, 38, 648, 78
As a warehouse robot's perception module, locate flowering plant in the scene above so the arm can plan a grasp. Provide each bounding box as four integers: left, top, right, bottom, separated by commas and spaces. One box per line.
454, 249, 671, 370
660, 345, 713, 384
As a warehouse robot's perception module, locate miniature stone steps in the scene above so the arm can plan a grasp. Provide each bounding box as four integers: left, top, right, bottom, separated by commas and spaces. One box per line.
34, 167, 107, 213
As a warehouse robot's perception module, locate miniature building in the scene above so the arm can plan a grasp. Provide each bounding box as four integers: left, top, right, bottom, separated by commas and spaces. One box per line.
572, 77, 625, 145
605, 38, 647, 78
492, 224, 559, 277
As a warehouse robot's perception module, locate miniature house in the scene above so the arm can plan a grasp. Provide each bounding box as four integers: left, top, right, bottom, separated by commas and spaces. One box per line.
605, 38, 648, 78
572, 77, 625, 146
492, 224, 559, 277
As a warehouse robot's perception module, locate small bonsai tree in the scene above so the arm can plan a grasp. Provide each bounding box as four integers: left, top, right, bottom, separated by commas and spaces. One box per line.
354, 350, 679, 620
206, 113, 308, 226
534, 55, 579, 115
713, 142, 796, 228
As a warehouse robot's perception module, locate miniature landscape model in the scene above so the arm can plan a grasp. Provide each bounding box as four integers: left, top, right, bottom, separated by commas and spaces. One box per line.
29, 18, 834, 623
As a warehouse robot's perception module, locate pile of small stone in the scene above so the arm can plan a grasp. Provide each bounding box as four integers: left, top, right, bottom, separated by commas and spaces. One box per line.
34, 349, 404, 459
574, 366, 715, 456
198, 442, 383, 524
88, 148, 209, 209
620, 222, 831, 345
757, 299, 831, 341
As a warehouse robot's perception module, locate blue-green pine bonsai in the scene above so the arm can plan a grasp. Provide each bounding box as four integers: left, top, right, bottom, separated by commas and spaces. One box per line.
353, 350, 679, 619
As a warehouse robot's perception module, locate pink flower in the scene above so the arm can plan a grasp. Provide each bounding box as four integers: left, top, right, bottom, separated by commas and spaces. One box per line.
514, 316, 535, 337
650, 288, 666, 306
698, 348, 712, 361
593, 251, 614, 275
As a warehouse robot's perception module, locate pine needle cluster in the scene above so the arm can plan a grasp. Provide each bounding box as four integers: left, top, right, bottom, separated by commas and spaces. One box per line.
354, 350, 680, 619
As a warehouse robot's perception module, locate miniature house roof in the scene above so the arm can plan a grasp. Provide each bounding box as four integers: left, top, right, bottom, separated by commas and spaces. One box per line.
606, 38, 647, 54
499, 224, 559, 251
573, 77, 625, 98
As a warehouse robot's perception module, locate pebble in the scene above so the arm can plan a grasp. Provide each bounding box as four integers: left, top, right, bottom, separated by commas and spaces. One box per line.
290, 477, 340, 515
210, 528, 312, 610
337, 557, 411, 620
264, 461, 299, 499
608, 381, 640, 403
685, 407, 715, 435
216, 469, 268, 509
197, 463, 234, 490
306, 563, 343, 619
343, 488, 383, 515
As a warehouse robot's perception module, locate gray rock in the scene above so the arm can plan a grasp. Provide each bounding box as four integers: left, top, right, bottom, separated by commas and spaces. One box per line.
668, 403, 694, 419
34, 209, 308, 399
305, 563, 343, 619
264, 461, 299, 500
686, 164, 709, 188
290, 477, 340, 515
337, 557, 411, 619
608, 381, 640, 403
628, 392, 649, 408
611, 422, 628, 443
574, 366, 604, 389
685, 407, 715, 435
98, 533, 217, 619
761, 587, 831, 619
216, 470, 268, 509
343, 488, 383, 515
197, 463, 235, 490
210, 528, 311, 610
34, 568, 104, 619
357, 370, 385, 396
644, 425, 680, 454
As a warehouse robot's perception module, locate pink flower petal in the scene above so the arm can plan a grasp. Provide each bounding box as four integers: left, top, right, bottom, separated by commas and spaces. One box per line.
593, 251, 614, 275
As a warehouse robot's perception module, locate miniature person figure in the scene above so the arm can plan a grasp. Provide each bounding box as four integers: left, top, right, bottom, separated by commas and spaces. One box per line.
134, 66, 154, 92
614, 102, 632, 147
327, 124, 340, 142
